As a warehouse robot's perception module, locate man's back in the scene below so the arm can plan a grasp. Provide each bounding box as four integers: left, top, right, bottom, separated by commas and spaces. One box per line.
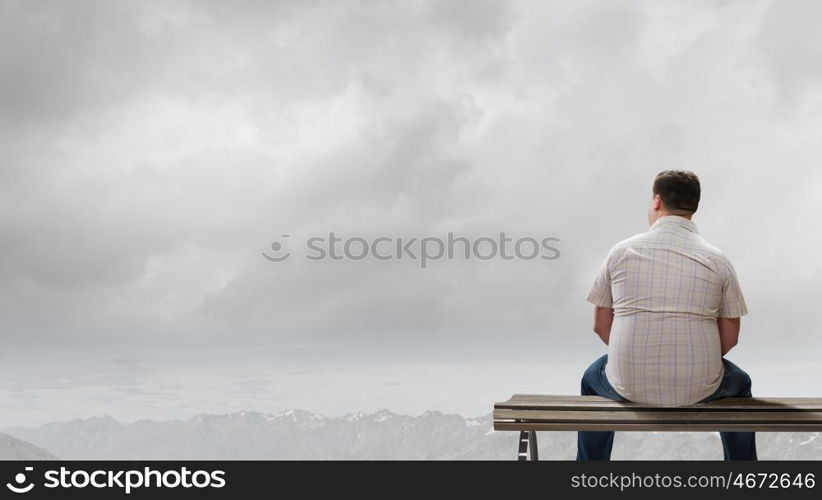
578, 170, 757, 461
587, 215, 748, 406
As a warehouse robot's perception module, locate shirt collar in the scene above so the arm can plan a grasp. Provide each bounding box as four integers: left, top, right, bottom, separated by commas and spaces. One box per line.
649, 215, 699, 234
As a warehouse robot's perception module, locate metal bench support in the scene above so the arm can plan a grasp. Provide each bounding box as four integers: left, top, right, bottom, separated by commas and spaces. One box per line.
517, 430, 538, 461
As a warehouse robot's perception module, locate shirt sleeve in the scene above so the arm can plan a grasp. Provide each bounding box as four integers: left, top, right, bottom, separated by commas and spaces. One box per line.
586, 249, 614, 308
717, 258, 748, 318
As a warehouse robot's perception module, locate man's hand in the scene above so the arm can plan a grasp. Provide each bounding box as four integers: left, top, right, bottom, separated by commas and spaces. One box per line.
718, 317, 741, 355
593, 306, 614, 345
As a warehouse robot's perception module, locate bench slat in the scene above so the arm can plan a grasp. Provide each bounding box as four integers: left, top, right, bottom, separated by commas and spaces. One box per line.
493, 408, 822, 423
494, 421, 822, 432
496, 395, 822, 411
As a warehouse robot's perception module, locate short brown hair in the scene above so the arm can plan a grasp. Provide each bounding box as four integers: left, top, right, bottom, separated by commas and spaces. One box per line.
652, 170, 700, 213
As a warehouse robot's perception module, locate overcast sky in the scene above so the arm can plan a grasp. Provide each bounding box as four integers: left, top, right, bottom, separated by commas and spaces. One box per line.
2, 0, 822, 426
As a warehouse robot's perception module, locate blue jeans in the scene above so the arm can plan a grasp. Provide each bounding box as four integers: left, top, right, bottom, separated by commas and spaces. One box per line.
576, 354, 758, 460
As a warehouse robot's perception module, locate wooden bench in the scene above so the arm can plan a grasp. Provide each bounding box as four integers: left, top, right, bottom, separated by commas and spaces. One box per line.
493, 394, 822, 460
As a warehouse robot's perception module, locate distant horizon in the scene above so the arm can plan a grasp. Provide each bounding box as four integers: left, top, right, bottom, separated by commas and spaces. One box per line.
4, 353, 822, 429
2, 407, 494, 431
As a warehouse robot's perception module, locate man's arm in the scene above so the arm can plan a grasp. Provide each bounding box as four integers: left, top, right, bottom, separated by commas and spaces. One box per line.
716, 257, 747, 356
717, 317, 740, 355
587, 248, 615, 345
593, 306, 614, 345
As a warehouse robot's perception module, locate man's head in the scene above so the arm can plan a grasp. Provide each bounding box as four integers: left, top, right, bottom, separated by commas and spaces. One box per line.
647, 170, 700, 225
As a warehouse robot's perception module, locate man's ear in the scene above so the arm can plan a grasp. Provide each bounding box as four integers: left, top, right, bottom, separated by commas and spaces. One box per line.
652, 194, 662, 210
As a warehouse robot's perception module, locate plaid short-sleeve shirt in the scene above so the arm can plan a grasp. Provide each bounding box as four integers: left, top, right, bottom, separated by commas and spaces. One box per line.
587, 215, 748, 406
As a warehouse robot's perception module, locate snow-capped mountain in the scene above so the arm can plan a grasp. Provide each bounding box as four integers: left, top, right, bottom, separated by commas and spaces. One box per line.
4, 411, 820, 460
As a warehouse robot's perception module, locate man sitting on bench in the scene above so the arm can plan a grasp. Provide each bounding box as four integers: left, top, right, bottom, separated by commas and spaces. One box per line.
581, 170, 756, 461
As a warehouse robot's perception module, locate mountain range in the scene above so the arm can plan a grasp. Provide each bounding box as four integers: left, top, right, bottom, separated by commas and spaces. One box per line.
4, 410, 821, 460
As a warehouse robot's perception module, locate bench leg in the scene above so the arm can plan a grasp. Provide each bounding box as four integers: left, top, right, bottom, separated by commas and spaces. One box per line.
517, 430, 539, 461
